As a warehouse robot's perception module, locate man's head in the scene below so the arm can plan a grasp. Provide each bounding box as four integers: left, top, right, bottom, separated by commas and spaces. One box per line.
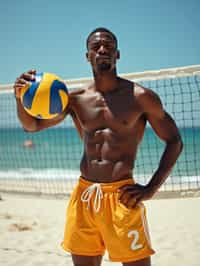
86, 27, 120, 73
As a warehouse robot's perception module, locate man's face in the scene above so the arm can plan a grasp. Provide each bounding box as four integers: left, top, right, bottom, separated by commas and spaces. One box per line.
86, 31, 120, 73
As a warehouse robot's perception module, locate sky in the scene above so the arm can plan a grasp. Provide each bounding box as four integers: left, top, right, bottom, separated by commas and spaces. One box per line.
0, 0, 200, 84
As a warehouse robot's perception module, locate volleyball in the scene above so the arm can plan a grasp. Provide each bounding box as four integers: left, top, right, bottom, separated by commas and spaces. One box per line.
20, 72, 69, 119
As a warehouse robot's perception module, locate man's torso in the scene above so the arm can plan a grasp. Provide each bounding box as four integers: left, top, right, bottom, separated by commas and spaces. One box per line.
69, 78, 147, 182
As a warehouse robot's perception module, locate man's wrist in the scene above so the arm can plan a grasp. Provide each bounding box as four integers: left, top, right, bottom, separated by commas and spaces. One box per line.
146, 182, 159, 196
15, 96, 21, 101
14, 92, 20, 100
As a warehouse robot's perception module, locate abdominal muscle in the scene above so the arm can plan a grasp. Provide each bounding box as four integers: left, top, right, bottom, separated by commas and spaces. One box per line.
80, 128, 138, 183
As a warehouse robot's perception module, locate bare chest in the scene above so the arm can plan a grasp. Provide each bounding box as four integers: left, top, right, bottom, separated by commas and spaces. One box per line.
72, 90, 142, 132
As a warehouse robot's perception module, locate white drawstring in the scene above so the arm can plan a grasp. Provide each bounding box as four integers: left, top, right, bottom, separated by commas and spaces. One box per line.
81, 183, 103, 213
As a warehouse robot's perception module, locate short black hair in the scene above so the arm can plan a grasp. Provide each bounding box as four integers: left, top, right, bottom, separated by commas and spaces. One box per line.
86, 27, 118, 49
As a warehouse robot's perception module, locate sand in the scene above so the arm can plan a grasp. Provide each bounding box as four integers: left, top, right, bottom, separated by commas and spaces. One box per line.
0, 193, 200, 266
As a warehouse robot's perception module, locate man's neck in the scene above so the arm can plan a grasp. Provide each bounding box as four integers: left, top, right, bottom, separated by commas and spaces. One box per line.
93, 69, 118, 93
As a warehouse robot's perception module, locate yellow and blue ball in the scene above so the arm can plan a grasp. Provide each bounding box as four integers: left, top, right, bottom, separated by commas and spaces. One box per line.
20, 72, 69, 119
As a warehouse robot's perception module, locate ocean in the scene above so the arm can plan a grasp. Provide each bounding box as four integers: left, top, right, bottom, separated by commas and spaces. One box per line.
0, 74, 200, 190
0, 126, 199, 187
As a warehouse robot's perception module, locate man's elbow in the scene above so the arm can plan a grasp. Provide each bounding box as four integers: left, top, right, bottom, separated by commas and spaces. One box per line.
23, 126, 38, 133
169, 135, 183, 154
177, 137, 183, 155
22, 121, 39, 133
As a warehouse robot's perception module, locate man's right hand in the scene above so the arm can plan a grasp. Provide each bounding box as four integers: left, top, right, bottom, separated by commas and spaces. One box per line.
14, 69, 36, 99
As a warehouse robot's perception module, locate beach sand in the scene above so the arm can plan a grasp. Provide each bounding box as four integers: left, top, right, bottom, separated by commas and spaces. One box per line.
0, 193, 200, 266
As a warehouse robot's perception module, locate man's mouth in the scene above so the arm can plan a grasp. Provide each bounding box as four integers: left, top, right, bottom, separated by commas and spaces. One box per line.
98, 55, 110, 59
96, 55, 110, 61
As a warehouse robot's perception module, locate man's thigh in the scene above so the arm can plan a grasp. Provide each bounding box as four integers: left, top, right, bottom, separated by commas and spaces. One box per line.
72, 254, 103, 266
123, 257, 151, 266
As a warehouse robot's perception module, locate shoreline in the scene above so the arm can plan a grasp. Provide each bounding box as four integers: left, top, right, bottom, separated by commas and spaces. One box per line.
1, 178, 200, 199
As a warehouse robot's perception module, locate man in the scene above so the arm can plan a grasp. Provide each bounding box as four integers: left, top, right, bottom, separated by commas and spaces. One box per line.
14, 27, 183, 266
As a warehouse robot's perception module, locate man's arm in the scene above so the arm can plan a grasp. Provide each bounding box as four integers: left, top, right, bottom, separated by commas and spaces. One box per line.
119, 87, 183, 208
141, 88, 183, 192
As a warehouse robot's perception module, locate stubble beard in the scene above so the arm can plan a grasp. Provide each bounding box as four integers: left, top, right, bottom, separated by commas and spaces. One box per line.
97, 63, 112, 72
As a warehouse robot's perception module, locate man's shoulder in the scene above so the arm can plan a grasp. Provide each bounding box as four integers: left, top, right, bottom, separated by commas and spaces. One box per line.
118, 77, 160, 103
133, 82, 163, 115
118, 77, 150, 95
69, 82, 94, 97
133, 82, 149, 95
133, 82, 159, 101
69, 87, 86, 97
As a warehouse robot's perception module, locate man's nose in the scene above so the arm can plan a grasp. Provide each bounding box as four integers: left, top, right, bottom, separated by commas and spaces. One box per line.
98, 45, 107, 54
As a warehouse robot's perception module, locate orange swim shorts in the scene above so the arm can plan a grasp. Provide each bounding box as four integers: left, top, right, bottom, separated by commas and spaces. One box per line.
61, 177, 155, 263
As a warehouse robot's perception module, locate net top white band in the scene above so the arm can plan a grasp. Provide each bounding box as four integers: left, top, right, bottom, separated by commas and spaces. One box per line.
1, 64, 200, 92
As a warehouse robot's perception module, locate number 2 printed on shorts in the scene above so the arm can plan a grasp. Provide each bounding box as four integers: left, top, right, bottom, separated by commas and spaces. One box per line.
128, 230, 143, 251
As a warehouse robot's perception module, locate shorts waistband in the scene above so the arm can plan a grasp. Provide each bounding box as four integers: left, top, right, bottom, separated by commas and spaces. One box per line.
79, 176, 135, 192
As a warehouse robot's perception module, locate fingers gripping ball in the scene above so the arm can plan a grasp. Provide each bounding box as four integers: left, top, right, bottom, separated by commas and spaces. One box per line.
20, 72, 69, 119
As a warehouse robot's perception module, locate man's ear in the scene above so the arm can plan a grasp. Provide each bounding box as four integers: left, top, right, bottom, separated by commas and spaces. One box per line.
116, 50, 120, 60
86, 52, 90, 62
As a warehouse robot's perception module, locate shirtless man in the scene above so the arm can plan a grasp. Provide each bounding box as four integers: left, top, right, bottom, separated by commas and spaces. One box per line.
14, 27, 183, 266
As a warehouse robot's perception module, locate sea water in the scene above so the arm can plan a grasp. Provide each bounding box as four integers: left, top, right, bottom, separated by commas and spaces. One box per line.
0, 126, 199, 187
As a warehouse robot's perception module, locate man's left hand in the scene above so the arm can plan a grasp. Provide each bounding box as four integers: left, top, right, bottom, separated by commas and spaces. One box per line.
118, 183, 155, 209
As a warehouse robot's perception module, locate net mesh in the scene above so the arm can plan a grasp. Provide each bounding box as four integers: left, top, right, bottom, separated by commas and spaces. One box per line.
0, 65, 200, 195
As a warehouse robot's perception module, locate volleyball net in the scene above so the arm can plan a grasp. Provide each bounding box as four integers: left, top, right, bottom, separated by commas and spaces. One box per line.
0, 65, 200, 196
